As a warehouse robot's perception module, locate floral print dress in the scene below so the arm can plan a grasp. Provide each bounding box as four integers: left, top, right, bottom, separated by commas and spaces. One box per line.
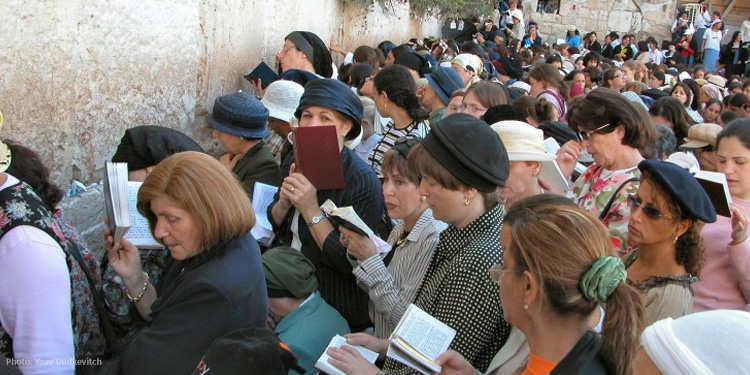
567, 163, 640, 256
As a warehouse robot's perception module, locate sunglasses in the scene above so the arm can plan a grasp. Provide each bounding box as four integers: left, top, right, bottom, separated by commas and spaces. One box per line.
626, 194, 665, 220
575, 123, 611, 142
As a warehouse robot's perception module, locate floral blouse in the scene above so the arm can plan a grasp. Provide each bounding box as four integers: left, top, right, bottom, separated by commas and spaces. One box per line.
567, 163, 640, 256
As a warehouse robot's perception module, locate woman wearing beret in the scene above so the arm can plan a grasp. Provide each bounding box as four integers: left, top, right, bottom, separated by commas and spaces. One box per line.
106, 152, 267, 375
208, 91, 281, 198
624, 160, 716, 326
327, 114, 511, 375
558, 88, 657, 255
269, 79, 384, 332
693, 120, 750, 312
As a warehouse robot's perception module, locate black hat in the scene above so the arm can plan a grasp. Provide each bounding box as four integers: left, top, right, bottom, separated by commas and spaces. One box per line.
422, 113, 509, 191
208, 91, 269, 139
192, 327, 304, 375
111, 126, 204, 171
295, 79, 363, 140
395, 51, 431, 78
638, 160, 717, 223
641, 88, 669, 101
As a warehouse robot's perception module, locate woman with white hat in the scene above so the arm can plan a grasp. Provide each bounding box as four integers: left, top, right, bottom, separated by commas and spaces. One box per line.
490, 121, 557, 208
261, 80, 305, 162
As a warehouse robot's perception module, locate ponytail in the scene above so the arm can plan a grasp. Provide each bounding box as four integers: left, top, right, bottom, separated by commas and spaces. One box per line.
374, 65, 430, 122
600, 283, 644, 375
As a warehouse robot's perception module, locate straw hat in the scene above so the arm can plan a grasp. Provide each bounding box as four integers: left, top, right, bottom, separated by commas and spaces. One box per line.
490, 121, 557, 161
680, 123, 723, 149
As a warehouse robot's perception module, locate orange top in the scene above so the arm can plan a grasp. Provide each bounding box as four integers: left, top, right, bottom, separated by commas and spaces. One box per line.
520, 352, 557, 375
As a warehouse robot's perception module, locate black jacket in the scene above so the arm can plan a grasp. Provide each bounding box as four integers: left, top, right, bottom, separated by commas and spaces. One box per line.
551, 330, 609, 375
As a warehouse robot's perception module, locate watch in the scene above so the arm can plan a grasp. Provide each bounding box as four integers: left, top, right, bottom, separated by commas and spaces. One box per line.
307, 213, 327, 227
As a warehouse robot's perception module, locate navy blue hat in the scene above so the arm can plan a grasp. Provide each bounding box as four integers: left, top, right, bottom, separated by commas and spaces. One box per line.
638, 160, 717, 223
295, 79, 363, 140
208, 91, 269, 139
425, 67, 465, 105
280, 69, 320, 87
395, 52, 431, 78
422, 113, 509, 191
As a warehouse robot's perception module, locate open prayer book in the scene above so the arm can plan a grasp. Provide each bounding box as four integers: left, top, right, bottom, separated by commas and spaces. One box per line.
387, 304, 457, 375
320, 200, 391, 254
250, 181, 277, 246
314, 335, 379, 375
103, 162, 161, 248
694, 170, 732, 217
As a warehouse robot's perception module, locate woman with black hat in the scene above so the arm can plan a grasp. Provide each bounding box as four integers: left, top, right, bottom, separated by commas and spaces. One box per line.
624, 160, 716, 326
268, 78, 384, 332
278, 31, 333, 78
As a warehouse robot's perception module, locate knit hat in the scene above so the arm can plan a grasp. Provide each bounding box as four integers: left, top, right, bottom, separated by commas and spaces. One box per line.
638, 159, 717, 223
490, 121, 557, 161
208, 91, 269, 139
425, 67, 465, 105
263, 246, 318, 299
452, 54, 483, 76
261, 80, 304, 123
422, 113, 509, 191
295, 79, 363, 140
679, 123, 722, 149
112, 126, 204, 171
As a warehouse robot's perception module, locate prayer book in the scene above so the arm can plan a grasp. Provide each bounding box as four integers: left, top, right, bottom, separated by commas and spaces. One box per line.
243, 61, 279, 90
694, 170, 732, 217
314, 335, 379, 375
540, 160, 570, 193
250, 181, 277, 246
387, 304, 457, 375
103, 162, 161, 248
321, 199, 391, 254
292, 125, 346, 190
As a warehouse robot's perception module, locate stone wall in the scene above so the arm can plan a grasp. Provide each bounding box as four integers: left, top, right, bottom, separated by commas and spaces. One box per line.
525, 0, 676, 45
0, 0, 440, 250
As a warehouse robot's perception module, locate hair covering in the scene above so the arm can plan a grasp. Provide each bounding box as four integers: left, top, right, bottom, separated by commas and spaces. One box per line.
395, 51, 431, 78
680, 123, 722, 149
111, 125, 204, 171
452, 54, 483, 76
425, 67, 465, 105
261, 80, 304, 123
702, 83, 724, 100
350, 63, 375, 90
422, 113, 509, 191
208, 91, 269, 139
191, 327, 304, 375
295, 79, 363, 140
638, 159, 717, 223
285, 31, 333, 78
490, 121, 556, 161
666, 151, 700, 171
262, 246, 318, 299
706, 75, 727, 89
641, 310, 750, 375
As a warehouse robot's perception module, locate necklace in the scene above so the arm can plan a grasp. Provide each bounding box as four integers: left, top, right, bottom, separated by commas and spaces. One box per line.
395, 231, 410, 247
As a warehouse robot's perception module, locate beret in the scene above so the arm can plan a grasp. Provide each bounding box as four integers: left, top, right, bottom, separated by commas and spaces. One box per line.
638, 160, 717, 223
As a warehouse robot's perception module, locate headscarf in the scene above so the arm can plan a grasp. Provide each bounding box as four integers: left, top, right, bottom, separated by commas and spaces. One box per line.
111, 125, 204, 171
262, 247, 318, 299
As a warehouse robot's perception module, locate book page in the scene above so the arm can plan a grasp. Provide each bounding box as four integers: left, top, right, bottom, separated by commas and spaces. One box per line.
387, 304, 456, 375
104, 162, 131, 243
694, 170, 732, 217
321, 199, 392, 255
540, 160, 570, 193
123, 181, 161, 248
251, 182, 277, 246
314, 335, 379, 375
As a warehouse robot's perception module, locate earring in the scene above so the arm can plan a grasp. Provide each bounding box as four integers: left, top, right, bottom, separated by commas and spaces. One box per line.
524, 304, 528, 311
420, 195, 427, 203
464, 196, 470, 206
673, 235, 679, 243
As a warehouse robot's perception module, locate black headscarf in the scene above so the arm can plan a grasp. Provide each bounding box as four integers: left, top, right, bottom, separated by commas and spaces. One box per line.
111, 125, 204, 171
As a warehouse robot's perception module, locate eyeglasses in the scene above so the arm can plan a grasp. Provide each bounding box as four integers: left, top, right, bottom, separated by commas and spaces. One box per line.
575, 123, 611, 142
489, 263, 523, 284
448, 104, 465, 112
613, 74, 625, 79
463, 104, 487, 114
279, 45, 298, 54
626, 194, 667, 220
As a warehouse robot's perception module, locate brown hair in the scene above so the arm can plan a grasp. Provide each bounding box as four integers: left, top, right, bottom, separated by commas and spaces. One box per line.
622, 60, 648, 85
529, 64, 569, 100
464, 81, 509, 109
505, 197, 644, 375
137, 151, 255, 252
382, 148, 420, 185
407, 143, 499, 210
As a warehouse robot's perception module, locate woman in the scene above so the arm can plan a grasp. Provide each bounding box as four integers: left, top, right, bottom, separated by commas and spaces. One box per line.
341, 140, 443, 339
625, 160, 716, 326
648, 96, 694, 145
701, 97, 723, 124
692, 120, 750, 311
278, 31, 333, 78
671, 82, 703, 123
446, 89, 466, 116
702, 20, 724, 73
369, 65, 430, 176
106, 151, 267, 375
677, 29, 697, 67
600, 68, 627, 92
530, 64, 568, 121
566, 28, 581, 49
269, 78, 384, 332
697, 84, 725, 113
558, 88, 657, 255
327, 114, 511, 374
585, 32, 601, 53
719, 31, 749, 78
634, 41, 651, 64
438, 195, 645, 375
461, 81, 509, 120
207, 91, 281, 197
521, 22, 542, 50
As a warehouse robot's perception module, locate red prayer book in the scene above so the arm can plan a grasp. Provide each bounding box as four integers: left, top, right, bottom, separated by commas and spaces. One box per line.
292, 125, 346, 190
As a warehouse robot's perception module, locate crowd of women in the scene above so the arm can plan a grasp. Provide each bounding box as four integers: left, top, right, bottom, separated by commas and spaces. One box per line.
2, 5, 750, 375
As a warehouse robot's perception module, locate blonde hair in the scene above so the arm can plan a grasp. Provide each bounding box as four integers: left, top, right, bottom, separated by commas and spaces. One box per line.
137, 151, 255, 252
504, 197, 644, 375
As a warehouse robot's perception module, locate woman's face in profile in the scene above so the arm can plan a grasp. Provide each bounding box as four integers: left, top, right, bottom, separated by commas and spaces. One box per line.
150, 195, 201, 260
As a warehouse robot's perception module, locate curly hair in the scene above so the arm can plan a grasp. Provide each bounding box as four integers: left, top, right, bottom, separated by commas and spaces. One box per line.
4, 139, 64, 211
374, 65, 429, 122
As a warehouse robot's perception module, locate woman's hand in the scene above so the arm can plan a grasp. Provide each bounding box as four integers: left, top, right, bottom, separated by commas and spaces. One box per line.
344, 333, 389, 354
250, 78, 266, 99
730, 204, 748, 245
219, 152, 242, 170
556, 140, 583, 180
282, 163, 319, 215
340, 226, 378, 261
326, 346, 381, 375
105, 221, 143, 284
435, 350, 478, 375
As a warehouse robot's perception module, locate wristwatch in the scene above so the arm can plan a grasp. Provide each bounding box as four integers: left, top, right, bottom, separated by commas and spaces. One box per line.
307, 213, 327, 227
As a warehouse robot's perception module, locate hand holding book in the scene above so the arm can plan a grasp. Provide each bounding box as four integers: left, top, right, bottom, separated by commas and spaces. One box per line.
729, 204, 749, 245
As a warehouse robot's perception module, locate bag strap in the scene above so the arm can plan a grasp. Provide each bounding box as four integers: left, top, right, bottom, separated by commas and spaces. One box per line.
598, 177, 638, 221
66, 245, 121, 355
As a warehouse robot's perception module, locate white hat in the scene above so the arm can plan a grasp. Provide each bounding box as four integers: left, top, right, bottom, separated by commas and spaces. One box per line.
261, 80, 304, 123
684, 25, 696, 35
678, 71, 692, 82
511, 81, 532, 93
490, 121, 557, 161
453, 54, 483, 76
665, 151, 700, 172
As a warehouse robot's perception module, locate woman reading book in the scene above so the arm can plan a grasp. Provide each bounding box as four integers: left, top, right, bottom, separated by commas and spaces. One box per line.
268, 78, 384, 332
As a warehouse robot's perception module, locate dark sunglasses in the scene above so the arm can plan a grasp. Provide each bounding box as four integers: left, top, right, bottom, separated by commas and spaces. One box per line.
392, 137, 422, 158
575, 123, 611, 142
626, 194, 664, 220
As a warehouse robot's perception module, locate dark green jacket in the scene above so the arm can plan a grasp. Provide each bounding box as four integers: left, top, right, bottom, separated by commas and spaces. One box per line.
233, 141, 281, 197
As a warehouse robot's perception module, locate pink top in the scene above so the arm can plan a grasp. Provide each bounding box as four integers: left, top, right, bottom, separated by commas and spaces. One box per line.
693, 197, 750, 312
0, 175, 74, 375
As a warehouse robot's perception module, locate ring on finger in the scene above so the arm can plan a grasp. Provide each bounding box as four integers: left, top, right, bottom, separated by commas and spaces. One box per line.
340, 233, 349, 242
289, 185, 296, 193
